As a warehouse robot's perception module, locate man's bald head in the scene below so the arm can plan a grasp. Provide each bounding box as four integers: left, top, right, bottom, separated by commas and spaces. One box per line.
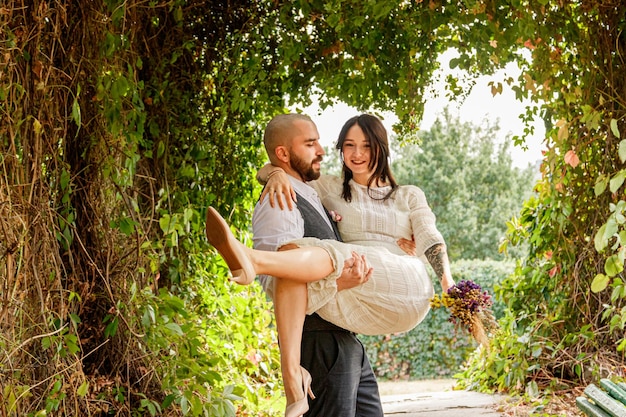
264, 114, 314, 165
262, 113, 324, 182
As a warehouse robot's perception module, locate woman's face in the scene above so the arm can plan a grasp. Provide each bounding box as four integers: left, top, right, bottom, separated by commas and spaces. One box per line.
342, 124, 374, 185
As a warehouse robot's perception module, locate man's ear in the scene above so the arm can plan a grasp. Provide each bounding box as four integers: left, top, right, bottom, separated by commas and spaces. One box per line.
274, 146, 289, 163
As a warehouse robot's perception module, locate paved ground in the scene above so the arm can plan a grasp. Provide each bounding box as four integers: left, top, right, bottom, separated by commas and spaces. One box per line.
378, 380, 504, 417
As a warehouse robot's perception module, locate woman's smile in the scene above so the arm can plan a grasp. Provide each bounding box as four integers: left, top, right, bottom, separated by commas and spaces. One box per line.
342, 125, 373, 184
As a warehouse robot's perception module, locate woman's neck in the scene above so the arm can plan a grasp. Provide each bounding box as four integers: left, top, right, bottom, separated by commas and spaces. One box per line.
352, 175, 389, 188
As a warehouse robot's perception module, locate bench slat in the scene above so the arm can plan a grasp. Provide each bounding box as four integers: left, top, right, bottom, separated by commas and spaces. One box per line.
584, 384, 626, 417
601, 379, 626, 407
577, 396, 616, 417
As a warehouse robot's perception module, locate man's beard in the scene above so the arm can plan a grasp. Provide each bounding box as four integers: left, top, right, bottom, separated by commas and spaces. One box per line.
291, 153, 322, 182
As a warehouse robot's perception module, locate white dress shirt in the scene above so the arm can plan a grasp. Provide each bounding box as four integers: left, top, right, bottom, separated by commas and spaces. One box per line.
252, 175, 333, 295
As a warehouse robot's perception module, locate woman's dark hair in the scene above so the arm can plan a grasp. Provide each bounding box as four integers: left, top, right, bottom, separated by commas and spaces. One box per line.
335, 114, 398, 202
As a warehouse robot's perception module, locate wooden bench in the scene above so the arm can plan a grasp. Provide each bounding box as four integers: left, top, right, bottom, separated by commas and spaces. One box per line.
577, 379, 626, 417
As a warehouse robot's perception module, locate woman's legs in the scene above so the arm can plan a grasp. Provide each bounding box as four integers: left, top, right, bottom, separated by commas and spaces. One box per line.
205, 207, 335, 284
273, 276, 310, 410
206, 208, 321, 414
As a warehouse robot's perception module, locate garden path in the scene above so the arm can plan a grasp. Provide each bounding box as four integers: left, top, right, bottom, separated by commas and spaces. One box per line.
379, 379, 504, 417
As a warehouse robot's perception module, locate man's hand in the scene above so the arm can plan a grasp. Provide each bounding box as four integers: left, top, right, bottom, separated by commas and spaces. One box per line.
337, 251, 373, 291
397, 236, 417, 256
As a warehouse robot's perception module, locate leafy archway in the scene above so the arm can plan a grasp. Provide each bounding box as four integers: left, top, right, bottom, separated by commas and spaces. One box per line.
1, 0, 624, 415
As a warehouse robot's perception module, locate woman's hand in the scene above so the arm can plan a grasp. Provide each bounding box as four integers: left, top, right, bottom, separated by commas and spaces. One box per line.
259, 170, 297, 210
337, 251, 373, 291
441, 276, 455, 293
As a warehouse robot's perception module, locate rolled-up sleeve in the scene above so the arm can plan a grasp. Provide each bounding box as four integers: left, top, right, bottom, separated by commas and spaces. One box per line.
405, 186, 445, 256
252, 192, 304, 295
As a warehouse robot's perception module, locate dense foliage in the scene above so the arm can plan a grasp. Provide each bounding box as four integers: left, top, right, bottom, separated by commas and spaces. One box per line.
1, 1, 281, 415
1, 0, 625, 415
456, 1, 626, 395
392, 109, 537, 260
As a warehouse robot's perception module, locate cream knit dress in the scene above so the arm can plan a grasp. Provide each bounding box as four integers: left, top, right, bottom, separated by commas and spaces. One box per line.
287, 175, 444, 336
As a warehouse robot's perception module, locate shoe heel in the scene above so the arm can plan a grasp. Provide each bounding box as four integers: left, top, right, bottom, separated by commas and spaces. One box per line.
284, 367, 315, 417
301, 367, 315, 399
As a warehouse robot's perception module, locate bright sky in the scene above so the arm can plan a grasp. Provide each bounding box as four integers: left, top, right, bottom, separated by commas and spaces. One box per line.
296, 52, 546, 169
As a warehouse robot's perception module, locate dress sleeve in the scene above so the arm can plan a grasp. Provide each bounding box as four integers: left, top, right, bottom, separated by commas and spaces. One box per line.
308, 174, 341, 202
404, 186, 445, 256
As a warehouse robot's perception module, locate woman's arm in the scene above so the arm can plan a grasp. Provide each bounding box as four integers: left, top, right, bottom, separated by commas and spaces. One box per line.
256, 163, 283, 184
403, 186, 455, 291
424, 243, 455, 292
257, 164, 297, 210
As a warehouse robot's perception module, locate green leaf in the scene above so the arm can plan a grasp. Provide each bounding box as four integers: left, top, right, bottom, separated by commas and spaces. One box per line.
41, 336, 51, 350
77, 381, 89, 397
591, 273, 610, 293
69, 313, 81, 325
162, 394, 176, 409
118, 217, 136, 236
142, 305, 156, 327
526, 380, 539, 398
605, 217, 618, 240
605, 254, 624, 277
183, 208, 193, 224
33, 118, 43, 136
156, 140, 165, 158
72, 95, 81, 129
111, 76, 130, 98
159, 214, 172, 233
611, 118, 621, 139
60, 169, 71, 190
71, 102, 81, 127
173, 5, 183, 23
619, 139, 626, 163
169, 231, 178, 247
65, 333, 80, 354
610, 170, 626, 193
595, 175, 608, 196
104, 317, 119, 338
595, 223, 608, 252
165, 322, 183, 336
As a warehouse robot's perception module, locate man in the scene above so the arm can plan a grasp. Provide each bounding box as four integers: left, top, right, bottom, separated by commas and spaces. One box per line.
252, 113, 384, 417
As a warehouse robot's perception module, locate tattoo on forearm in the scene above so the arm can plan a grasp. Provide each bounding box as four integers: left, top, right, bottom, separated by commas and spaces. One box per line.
425, 244, 447, 281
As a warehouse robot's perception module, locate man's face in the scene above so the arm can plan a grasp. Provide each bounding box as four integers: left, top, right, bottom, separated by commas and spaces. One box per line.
287, 120, 325, 182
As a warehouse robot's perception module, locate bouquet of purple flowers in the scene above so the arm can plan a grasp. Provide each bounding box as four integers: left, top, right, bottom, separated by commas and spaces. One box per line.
430, 280, 498, 346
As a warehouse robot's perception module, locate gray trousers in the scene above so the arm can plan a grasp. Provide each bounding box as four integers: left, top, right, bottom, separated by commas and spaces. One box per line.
301, 314, 384, 417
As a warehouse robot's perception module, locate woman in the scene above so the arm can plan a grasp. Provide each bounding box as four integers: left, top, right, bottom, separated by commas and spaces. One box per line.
206, 114, 454, 416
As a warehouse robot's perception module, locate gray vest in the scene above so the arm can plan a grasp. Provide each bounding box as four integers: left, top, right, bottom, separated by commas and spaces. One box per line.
294, 192, 348, 332
294, 192, 342, 241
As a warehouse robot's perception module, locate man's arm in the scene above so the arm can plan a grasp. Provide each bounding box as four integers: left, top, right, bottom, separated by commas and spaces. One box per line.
252, 203, 301, 252
425, 243, 455, 292
253, 194, 369, 292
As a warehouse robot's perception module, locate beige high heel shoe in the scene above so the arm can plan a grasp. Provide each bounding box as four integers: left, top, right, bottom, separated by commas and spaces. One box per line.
284, 367, 315, 417
205, 207, 255, 284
